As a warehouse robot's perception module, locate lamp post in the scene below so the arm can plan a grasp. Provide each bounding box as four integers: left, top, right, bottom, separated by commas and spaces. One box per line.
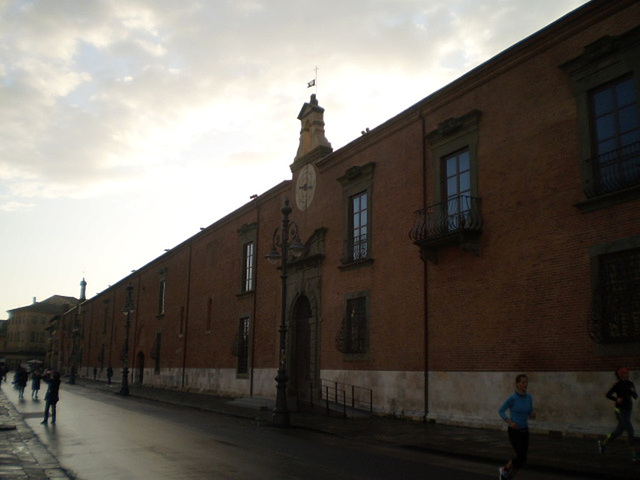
120, 282, 135, 396
69, 308, 79, 384
265, 198, 305, 427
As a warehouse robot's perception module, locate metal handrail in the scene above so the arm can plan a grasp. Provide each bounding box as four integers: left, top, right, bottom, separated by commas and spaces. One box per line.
318, 379, 373, 417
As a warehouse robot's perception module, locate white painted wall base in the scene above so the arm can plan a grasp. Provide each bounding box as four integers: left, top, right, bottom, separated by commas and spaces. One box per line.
427, 371, 640, 436
82, 365, 639, 437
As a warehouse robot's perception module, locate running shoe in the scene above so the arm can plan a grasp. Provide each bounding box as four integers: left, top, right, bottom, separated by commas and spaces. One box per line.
498, 466, 511, 479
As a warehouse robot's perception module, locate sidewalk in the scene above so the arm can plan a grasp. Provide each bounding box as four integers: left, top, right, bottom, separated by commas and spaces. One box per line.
0, 382, 73, 479
2, 377, 640, 479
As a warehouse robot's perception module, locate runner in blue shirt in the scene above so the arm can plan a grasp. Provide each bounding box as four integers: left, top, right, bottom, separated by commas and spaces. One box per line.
498, 374, 536, 479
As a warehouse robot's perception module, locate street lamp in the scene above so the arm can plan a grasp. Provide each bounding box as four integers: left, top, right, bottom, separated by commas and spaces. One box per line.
69, 308, 79, 384
266, 198, 305, 427
120, 282, 135, 396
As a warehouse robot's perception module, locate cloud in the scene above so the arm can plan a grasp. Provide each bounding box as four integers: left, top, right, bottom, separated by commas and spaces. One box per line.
0, 0, 588, 210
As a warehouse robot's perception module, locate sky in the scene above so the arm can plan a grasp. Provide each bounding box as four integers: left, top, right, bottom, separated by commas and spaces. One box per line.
0, 0, 590, 317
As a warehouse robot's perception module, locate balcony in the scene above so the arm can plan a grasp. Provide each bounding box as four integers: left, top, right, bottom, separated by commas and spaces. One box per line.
585, 141, 640, 198
409, 195, 483, 263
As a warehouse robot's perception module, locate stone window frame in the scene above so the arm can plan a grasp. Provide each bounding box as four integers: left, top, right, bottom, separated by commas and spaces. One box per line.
426, 109, 481, 204
590, 235, 640, 353
562, 28, 640, 211
235, 316, 251, 377
335, 290, 371, 359
157, 268, 167, 318
338, 163, 375, 267
238, 223, 258, 294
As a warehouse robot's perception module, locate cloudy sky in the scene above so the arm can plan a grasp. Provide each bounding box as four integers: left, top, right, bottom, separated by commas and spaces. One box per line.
0, 0, 589, 316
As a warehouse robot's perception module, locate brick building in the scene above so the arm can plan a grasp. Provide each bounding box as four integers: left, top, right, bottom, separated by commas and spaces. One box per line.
58, 0, 639, 435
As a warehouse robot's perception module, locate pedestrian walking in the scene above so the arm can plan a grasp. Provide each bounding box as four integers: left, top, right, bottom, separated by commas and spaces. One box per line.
498, 374, 536, 479
41, 370, 61, 425
15, 367, 28, 400
107, 366, 113, 385
31, 369, 42, 399
597, 367, 639, 462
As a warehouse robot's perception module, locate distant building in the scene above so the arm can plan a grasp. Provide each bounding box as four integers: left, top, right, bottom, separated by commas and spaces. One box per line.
5, 296, 78, 370
0, 319, 7, 369
58, 0, 639, 435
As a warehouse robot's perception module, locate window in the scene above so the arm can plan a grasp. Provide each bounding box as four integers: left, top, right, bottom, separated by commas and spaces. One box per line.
242, 241, 255, 292
235, 317, 250, 375
99, 344, 105, 368
238, 223, 258, 293
562, 29, 640, 206
178, 306, 185, 337
206, 297, 213, 333
336, 294, 369, 354
443, 148, 472, 231
152, 332, 162, 373
350, 192, 368, 261
102, 302, 109, 334
338, 163, 375, 265
411, 110, 482, 263
158, 279, 166, 316
590, 243, 640, 344
428, 110, 480, 210
588, 75, 640, 196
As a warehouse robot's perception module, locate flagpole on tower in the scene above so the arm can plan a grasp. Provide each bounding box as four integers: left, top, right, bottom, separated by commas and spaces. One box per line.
307, 66, 318, 94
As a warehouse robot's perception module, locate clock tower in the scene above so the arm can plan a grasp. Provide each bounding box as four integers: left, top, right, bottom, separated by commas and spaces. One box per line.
292, 94, 333, 210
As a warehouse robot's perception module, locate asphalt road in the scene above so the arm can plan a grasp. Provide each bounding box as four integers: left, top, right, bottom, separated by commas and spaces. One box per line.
3, 382, 577, 480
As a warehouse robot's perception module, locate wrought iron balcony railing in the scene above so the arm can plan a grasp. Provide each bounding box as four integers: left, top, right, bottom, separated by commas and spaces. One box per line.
410, 195, 483, 241
586, 141, 640, 198
409, 195, 483, 263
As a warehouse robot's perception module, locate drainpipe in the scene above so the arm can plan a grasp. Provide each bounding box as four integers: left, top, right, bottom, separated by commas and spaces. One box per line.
131, 278, 141, 384
108, 289, 116, 375
421, 112, 429, 422
181, 244, 193, 389
250, 194, 260, 397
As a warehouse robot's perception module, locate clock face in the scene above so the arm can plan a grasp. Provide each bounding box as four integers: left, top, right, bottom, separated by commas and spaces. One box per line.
295, 164, 316, 211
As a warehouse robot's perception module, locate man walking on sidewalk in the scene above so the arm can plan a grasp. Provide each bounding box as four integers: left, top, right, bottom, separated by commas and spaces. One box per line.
40, 370, 61, 425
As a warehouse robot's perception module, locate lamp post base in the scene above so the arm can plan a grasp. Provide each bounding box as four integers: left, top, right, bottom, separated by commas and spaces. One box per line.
272, 409, 290, 427
272, 369, 290, 427
119, 367, 130, 396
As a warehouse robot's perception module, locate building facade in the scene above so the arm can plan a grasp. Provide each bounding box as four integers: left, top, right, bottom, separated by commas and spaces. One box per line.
4, 296, 78, 371
56, 0, 639, 435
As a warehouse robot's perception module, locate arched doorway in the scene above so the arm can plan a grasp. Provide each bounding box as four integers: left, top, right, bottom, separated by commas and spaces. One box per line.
136, 352, 144, 385
291, 295, 315, 407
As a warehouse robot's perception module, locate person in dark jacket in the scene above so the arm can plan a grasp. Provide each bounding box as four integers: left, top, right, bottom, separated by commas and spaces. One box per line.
598, 367, 639, 462
31, 369, 41, 399
40, 370, 61, 425
15, 367, 28, 400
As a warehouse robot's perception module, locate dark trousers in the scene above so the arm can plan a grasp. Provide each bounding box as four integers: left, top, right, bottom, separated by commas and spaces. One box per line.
508, 427, 529, 469
608, 409, 635, 445
43, 399, 57, 423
